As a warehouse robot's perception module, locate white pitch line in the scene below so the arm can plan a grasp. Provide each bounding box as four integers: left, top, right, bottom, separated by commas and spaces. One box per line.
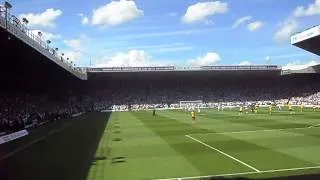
154, 165, 320, 180
0, 120, 76, 161
185, 134, 260, 172
187, 126, 320, 136
154, 171, 255, 180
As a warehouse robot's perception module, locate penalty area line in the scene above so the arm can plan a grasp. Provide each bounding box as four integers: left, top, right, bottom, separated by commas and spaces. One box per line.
187, 126, 320, 136
185, 134, 260, 172
154, 165, 320, 180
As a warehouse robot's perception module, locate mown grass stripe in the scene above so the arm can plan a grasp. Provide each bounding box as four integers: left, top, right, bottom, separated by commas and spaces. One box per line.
185, 134, 260, 172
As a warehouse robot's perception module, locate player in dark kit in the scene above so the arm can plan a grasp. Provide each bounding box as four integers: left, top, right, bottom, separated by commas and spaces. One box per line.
153, 109, 156, 116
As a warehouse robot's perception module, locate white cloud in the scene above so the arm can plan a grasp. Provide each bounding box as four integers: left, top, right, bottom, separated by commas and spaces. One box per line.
248, 21, 265, 32
19, 8, 62, 28
128, 43, 185, 49
77, 13, 90, 25
62, 35, 90, 62
106, 28, 228, 41
265, 56, 270, 61
91, 0, 143, 26
282, 60, 319, 70
274, 1, 319, 43
154, 46, 194, 53
293, 0, 320, 17
64, 51, 83, 62
30, 30, 61, 40
64, 39, 84, 51
181, 1, 228, 24
126, 43, 193, 53
274, 20, 299, 43
95, 50, 151, 67
189, 52, 221, 66
264, 56, 271, 64
232, 16, 252, 29
82, 16, 89, 25
239, 61, 252, 65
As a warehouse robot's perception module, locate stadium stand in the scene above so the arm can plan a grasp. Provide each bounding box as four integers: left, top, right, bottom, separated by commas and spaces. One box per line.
291, 24, 320, 56
0, 2, 87, 80
0, 2, 320, 180
2, 62, 320, 134
0, 2, 319, 135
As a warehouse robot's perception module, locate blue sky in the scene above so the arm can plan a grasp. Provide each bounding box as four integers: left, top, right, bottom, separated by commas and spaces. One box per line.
7, 0, 320, 68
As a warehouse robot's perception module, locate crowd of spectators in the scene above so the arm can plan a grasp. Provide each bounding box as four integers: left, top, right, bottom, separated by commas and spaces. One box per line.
81, 81, 320, 111
0, 81, 319, 135
0, 93, 83, 134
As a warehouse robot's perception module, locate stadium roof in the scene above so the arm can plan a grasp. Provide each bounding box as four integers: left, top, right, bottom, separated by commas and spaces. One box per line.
282, 64, 320, 75
87, 65, 282, 80
0, 8, 87, 80
87, 65, 280, 73
291, 25, 320, 56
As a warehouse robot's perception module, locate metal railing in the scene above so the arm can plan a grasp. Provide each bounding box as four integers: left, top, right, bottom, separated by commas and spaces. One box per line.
0, 5, 4, 17
87, 66, 176, 72
87, 65, 281, 73
176, 66, 202, 71
200, 65, 280, 71
0, 5, 87, 79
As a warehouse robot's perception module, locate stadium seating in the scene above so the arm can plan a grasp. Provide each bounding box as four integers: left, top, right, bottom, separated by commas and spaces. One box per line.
0, 75, 319, 134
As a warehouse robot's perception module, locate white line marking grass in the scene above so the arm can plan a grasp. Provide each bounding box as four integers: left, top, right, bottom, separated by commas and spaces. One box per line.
155, 165, 320, 180
187, 126, 320, 136
155, 124, 320, 180
185, 134, 260, 172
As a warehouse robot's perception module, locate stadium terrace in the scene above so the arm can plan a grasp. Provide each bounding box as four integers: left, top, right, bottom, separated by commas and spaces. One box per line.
1, 2, 320, 180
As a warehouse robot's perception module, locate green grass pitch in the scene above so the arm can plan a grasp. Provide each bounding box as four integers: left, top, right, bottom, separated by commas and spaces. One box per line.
1, 108, 320, 180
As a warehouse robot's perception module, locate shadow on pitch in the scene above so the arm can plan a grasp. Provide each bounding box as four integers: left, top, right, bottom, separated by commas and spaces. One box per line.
111, 157, 126, 164
91, 156, 107, 165
0, 112, 112, 180
113, 137, 122, 141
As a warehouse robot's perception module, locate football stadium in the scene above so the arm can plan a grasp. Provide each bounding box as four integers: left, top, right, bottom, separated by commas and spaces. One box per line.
1, 1, 320, 180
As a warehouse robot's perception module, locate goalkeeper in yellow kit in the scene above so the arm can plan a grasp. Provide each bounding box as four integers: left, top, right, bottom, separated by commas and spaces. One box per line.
288, 104, 293, 114
269, 105, 273, 114
191, 111, 196, 123
300, 104, 304, 112
239, 106, 243, 115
